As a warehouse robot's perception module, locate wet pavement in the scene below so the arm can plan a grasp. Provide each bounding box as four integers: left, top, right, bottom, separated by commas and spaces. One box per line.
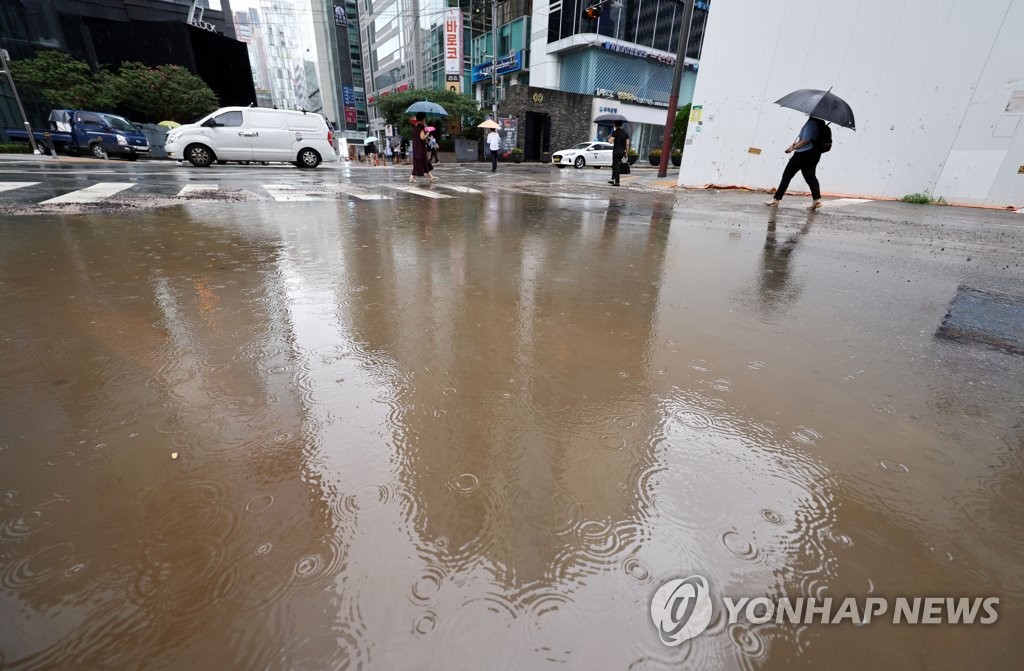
1, 159, 1023, 669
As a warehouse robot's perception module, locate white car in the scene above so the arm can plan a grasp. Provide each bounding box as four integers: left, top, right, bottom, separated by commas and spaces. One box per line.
164, 106, 338, 168
551, 141, 615, 169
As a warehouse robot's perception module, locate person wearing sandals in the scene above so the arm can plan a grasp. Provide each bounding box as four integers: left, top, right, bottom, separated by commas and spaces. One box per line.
409, 112, 436, 183
767, 116, 824, 210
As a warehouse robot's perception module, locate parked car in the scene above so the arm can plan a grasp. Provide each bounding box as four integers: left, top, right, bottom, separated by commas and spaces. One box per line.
551, 141, 615, 169
164, 107, 337, 168
4, 109, 149, 160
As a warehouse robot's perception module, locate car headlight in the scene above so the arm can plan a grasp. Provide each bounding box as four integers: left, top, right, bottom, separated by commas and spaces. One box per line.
116, 134, 128, 145
166, 132, 179, 144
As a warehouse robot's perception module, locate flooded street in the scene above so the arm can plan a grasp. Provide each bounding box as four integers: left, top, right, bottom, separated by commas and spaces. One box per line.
1, 183, 1023, 669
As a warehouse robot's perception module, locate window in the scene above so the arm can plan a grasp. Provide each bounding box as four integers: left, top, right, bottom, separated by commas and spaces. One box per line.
79, 112, 104, 125
214, 111, 243, 127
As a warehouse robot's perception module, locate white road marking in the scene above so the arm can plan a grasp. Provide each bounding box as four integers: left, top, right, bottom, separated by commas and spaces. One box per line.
0, 182, 39, 192
435, 184, 481, 194
387, 185, 453, 199
262, 184, 331, 201
40, 182, 135, 204
177, 184, 219, 197
333, 184, 392, 200
825, 198, 872, 207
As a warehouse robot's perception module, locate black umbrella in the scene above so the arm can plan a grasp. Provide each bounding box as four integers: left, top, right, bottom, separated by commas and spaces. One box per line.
594, 113, 629, 123
774, 89, 856, 130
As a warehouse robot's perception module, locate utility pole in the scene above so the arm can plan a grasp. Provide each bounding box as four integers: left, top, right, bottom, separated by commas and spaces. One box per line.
657, 0, 695, 178
0, 48, 39, 155
491, 0, 498, 118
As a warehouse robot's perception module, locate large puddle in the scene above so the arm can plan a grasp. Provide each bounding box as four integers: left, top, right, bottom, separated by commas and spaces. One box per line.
1, 195, 1022, 668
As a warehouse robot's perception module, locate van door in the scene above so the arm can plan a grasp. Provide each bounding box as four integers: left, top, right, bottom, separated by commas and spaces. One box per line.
288, 114, 326, 160
247, 110, 290, 162
204, 110, 252, 161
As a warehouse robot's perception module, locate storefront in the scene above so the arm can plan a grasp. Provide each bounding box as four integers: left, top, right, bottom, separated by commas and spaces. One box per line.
591, 94, 680, 159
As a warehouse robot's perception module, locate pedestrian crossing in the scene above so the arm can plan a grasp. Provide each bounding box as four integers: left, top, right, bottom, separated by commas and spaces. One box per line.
0, 180, 484, 209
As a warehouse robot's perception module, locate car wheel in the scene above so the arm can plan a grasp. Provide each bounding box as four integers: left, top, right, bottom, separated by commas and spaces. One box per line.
90, 143, 106, 160
296, 148, 321, 169
574, 156, 585, 169
186, 144, 214, 168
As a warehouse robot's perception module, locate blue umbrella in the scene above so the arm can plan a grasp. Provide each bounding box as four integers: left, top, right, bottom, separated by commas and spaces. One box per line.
405, 101, 449, 117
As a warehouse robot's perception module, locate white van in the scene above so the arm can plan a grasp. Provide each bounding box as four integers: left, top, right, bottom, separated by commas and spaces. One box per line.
164, 106, 338, 169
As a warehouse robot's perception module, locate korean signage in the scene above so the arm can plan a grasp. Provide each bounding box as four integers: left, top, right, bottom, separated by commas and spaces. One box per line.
595, 88, 669, 109
444, 9, 463, 77
601, 41, 675, 67
471, 51, 524, 84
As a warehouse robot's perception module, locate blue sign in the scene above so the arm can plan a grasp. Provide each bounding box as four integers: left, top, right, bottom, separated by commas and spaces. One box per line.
342, 86, 355, 106
471, 50, 523, 84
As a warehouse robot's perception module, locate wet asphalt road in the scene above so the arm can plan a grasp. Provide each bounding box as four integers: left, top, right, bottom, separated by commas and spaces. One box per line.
1, 157, 1023, 669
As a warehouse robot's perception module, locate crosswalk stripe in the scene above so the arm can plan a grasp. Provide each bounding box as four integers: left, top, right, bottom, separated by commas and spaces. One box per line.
262, 184, 330, 201
387, 185, 453, 199
177, 184, 219, 197
333, 184, 392, 200
0, 182, 40, 193
435, 184, 481, 194
40, 182, 135, 204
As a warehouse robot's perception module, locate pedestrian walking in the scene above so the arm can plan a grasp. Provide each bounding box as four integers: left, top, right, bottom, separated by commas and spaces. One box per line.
409, 112, 436, 183
384, 141, 394, 165
399, 136, 409, 165
366, 141, 379, 166
767, 116, 827, 210
487, 128, 501, 172
428, 133, 439, 164
608, 120, 630, 186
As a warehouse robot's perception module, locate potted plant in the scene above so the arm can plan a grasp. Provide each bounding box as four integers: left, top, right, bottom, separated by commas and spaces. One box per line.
627, 148, 638, 165
511, 147, 523, 163
671, 149, 682, 167
648, 148, 662, 166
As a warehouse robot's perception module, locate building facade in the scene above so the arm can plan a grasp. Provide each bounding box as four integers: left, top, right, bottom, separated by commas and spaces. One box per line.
310, 0, 368, 135
0, 0, 255, 130
678, 0, 1024, 208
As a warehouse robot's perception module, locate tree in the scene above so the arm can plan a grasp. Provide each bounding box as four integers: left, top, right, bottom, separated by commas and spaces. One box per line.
9, 50, 118, 110
377, 88, 486, 139
112, 62, 219, 123
672, 103, 691, 152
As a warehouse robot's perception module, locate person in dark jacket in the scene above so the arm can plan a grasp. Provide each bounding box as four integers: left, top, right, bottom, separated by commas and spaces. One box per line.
767, 116, 824, 210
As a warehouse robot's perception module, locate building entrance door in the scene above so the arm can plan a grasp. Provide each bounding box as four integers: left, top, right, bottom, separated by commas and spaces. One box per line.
524, 111, 550, 161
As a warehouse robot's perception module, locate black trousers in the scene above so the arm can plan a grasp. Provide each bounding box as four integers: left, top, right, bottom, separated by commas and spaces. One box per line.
774, 150, 821, 200
611, 151, 625, 183
490, 150, 498, 171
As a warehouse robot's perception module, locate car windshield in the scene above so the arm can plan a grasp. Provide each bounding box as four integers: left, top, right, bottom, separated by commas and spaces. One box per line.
571, 143, 592, 149
99, 114, 137, 132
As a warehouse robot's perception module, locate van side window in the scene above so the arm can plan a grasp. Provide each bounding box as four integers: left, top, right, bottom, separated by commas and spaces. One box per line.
214, 111, 243, 127
80, 113, 104, 125
249, 111, 285, 129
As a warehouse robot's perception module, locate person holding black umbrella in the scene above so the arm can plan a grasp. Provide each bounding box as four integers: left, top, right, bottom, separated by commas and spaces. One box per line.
767, 115, 825, 210
768, 88, 856, 210
608, 119, 631, 187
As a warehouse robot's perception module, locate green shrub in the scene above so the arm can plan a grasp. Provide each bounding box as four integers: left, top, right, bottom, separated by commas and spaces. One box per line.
901, 192, 933, 204
648, 148, 663, 159
0, 143, 33, 154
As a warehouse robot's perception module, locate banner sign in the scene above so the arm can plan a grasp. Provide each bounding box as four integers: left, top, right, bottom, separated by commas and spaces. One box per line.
444, 9, 463, 76
471, 50, 523, 83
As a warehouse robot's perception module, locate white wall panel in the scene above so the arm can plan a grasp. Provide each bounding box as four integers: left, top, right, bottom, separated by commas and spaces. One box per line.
680, 0, 1024, 207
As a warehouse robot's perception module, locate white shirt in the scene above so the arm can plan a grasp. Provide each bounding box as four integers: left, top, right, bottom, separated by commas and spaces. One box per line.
487, 130, 501, 151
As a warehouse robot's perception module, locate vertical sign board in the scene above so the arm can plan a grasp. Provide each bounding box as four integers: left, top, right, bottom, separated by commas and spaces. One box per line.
444, 8, 463, 93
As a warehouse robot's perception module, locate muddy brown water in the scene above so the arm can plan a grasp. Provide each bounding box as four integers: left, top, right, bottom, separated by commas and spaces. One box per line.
1, 194, 1022, 669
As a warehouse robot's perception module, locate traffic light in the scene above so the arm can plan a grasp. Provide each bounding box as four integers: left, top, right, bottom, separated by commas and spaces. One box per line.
583, 5, 602, 20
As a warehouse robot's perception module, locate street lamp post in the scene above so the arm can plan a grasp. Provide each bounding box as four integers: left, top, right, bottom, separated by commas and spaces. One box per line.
0, 48, 39, 155
657, 0, 695, 178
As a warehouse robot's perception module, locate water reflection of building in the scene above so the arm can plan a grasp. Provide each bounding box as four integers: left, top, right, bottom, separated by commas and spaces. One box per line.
336, 195, 671, 590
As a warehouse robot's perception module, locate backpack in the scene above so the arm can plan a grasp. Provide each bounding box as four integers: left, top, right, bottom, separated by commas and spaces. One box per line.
815, 119, 833, 153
